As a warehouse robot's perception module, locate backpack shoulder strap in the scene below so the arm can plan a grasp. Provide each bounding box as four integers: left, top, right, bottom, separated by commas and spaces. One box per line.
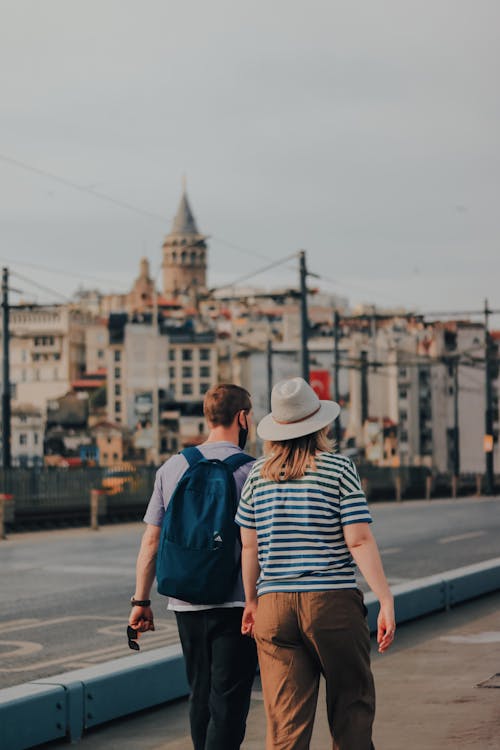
223, 452, 255, 472
181, 446, 204, 467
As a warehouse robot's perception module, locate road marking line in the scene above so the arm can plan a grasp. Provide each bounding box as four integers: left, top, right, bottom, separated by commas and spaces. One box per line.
387, 577, 412, 585
0, 641, 43, 657
380, 547, 402, 555
0, 619, 39, 632
0, 615, 124, 632
438, 531, 485, 544
0, 634, 180, 672
0, 622, 179, 673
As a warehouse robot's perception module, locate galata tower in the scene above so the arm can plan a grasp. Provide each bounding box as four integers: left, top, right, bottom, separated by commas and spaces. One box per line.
162, 189, 207, 299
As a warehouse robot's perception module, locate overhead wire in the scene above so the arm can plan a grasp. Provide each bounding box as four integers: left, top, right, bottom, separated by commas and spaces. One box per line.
0, 254, 127, 288
0, 152, 294, 270
10, 270, 72, 304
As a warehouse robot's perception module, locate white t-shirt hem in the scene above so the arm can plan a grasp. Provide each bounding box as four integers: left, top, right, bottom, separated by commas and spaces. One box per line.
167, 600, 246, 612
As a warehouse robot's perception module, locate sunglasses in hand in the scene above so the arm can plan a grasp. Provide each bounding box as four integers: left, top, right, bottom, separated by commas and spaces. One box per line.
127, 625, 140, 651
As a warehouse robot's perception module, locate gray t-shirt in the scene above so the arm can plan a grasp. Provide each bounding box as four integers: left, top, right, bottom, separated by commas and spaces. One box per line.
144, 441, 254, 612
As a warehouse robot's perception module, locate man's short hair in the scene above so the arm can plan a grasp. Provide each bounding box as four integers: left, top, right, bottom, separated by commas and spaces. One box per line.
203, 384, 252, 427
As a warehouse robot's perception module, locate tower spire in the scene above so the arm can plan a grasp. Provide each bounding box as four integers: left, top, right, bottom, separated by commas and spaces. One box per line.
171, 189, 199, 235
162, 187, 207, 298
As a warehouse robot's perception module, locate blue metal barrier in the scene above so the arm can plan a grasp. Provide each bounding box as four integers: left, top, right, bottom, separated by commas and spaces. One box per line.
1, 559, 499, 750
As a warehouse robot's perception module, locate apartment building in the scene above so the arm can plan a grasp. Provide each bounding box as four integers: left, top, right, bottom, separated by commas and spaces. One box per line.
11, 404, 44, 467
105, 313, 218, 459
9, 305, 91, 411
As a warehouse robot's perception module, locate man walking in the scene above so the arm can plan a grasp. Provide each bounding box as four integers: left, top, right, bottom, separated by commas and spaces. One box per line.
129, 384, 257, 750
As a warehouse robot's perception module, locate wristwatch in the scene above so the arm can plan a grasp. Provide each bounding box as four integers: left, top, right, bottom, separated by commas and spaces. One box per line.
130, 597, 151, 607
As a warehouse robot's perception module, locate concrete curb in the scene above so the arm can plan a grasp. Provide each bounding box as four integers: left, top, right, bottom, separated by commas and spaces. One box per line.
1, 559, 500, 750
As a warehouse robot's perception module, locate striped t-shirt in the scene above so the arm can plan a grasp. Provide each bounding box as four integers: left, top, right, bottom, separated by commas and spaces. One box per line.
235, 452, 372, 595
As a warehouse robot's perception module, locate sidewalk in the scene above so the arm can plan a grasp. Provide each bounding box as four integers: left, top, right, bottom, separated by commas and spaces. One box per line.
37, 591, 500, 750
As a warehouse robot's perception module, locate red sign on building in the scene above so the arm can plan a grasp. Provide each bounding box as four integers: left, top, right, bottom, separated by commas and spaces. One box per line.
309, 370, 331, 400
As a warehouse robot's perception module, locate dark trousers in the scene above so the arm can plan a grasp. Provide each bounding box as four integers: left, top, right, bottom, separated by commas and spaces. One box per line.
175, 607, 258, 750
255, 590, 376, 750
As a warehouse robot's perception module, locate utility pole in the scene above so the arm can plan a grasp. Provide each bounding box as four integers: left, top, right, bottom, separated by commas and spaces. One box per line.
151, 289, 160, 466
266, 338, 273, 412
299, 250, 310, 383
484, 299, 494, 495
360, 350, 369, 425
1, 267, 11, 469
333, 310, 342, 446
452, 356, 460, 477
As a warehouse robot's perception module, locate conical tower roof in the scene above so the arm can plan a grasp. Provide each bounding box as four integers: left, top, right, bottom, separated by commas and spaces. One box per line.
171, 191, 199, 235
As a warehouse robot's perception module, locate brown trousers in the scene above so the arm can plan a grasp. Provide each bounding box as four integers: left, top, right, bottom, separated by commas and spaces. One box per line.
254, 589, 375, 750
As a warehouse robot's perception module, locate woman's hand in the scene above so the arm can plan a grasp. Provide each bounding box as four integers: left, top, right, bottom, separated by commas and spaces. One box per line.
241, 599, 258, 638
377, 598, 395, 653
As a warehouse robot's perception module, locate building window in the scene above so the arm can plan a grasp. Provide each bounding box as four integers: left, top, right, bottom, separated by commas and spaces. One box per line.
182, 366, 192, 378
182, 349, 192, 361
398, 388, 407, 400
113, 453, 119, 461
200, 382, 210, 394
400, 430, 408, 443
19, 433, 27, 445
114, 350, 121, 362
34, 433, 39, 445
399, 410, 407, 421
115, 367, 121, 379
399, 367, 407, 378
115, 384, 121, 396
97, 349, 104, 359
54, 352, 61, 361
169, 366, 176, 379
115, 400, 121, 413
200, 366, 210, 378
103, 452, 108, 461
169, 350, 176, 361
182, 383, 193, 395
200, 349, 210, 361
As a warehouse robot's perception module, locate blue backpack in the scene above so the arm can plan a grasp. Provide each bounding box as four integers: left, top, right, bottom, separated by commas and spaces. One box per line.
156, 447, 254, 604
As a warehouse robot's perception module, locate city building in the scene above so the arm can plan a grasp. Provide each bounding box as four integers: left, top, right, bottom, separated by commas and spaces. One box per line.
91, 420, 132, 467
11, 404, 44, 468
9, 304, 90, 411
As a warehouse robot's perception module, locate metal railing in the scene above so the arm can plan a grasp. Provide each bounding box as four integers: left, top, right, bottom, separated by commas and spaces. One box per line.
0, 466, 156, 530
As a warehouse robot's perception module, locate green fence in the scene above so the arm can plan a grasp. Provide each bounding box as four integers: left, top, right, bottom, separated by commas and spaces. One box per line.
0, 466, 156, 530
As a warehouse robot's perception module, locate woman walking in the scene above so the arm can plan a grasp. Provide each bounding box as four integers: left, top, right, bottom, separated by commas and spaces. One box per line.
236, 377, 395, 750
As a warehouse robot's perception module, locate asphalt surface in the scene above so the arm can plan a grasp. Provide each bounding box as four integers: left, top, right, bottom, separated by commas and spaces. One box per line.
0, 495, 499, 689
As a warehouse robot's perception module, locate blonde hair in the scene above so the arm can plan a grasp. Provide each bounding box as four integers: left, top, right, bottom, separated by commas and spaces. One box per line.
260, 428, 335, 482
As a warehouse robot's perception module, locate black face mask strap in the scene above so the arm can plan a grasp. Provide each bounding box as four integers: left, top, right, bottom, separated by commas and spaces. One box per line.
238, 412, 249, 450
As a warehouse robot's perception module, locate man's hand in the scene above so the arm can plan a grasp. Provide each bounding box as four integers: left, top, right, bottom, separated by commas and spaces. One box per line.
377, 599, 395, 653
241, 600, 257, 638
129, 605, 155, 633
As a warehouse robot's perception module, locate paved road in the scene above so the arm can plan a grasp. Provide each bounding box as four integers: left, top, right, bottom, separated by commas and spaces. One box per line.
0, 495, 498, 689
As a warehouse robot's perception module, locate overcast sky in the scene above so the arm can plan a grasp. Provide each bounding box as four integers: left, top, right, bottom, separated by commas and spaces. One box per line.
1, 0, 499, 315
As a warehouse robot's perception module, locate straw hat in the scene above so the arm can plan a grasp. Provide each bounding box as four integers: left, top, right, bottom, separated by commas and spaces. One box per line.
257, 377, 340, 442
